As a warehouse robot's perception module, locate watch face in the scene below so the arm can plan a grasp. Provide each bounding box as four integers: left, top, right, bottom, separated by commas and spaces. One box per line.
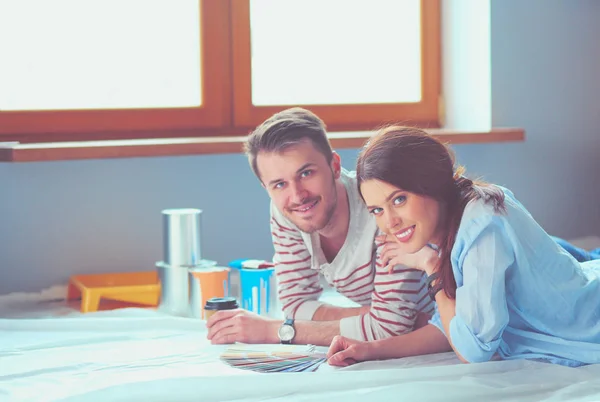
278, 324, 295, 341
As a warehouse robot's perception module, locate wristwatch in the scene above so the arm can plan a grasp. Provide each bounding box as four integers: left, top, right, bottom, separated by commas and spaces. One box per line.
278, 318, 296, 344
426, 272, 443, 302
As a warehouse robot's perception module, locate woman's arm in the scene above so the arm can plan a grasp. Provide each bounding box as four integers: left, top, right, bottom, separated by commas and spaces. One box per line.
327, 323, 451, 366
368, 323, 451, 360
429, 220, 514, 363
429, 279, 467, 362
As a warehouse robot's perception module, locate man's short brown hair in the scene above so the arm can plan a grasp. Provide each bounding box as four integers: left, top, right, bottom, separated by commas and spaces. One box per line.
244, 107, 334, 180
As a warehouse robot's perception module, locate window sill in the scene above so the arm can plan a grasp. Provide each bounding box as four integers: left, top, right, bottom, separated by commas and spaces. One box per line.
0, 127, 524, 163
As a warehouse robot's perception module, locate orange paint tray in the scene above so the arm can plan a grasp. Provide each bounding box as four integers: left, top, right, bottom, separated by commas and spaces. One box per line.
67, 271, 160, 313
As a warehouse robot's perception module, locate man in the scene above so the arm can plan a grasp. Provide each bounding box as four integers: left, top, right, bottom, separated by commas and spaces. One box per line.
206, 107, 434, 347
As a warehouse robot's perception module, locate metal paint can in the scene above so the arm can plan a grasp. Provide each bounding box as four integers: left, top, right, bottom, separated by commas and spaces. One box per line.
162, 208, 203, 266
156, 260, 216, 316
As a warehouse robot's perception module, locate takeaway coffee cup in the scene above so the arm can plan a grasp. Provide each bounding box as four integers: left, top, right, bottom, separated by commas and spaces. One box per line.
204, 297, 239, 320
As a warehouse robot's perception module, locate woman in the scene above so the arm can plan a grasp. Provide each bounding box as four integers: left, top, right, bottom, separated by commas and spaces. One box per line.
327, 126, 600, 367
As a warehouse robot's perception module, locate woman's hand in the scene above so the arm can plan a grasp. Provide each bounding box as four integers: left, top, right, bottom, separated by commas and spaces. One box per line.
377, 234, 439, 275
326, 335, 375, 367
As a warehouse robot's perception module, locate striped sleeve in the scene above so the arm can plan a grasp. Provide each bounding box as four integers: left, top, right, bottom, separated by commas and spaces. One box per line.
339, 236, 430, 341
270, 215, 323, 320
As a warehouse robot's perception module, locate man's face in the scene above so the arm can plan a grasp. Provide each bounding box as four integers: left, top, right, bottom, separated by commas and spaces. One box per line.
257, 139, 339, 233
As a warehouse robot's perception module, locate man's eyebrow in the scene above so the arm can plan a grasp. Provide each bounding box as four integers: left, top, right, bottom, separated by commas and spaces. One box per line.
267, 163, 316, 187
295, 163, 316, 174
366, 190, 404, 209
267, 177, 283, 187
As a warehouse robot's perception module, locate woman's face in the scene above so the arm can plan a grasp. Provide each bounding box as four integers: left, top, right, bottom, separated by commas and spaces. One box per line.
360, 179, 444, 253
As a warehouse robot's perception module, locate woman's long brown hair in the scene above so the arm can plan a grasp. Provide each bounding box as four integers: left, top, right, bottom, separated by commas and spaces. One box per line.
356, 126, 506, 299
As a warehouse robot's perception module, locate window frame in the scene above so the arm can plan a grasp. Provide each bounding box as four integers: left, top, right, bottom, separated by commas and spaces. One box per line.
0, 0, 232, 142
0, 0, 441, 143
231, 0, 441, 130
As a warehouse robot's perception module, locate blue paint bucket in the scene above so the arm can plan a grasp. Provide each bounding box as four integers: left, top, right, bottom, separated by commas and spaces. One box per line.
228, 259, 279, 317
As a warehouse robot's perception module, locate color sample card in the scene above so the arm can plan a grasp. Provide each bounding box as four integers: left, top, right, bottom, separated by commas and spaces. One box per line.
220, 344, 327, 373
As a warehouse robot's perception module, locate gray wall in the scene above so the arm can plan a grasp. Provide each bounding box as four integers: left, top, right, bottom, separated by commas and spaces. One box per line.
475, 0, 600, 235
1, 0, 599, 295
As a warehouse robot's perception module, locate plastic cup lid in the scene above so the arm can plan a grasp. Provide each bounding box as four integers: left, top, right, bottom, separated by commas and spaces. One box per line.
204, 297, 238, 310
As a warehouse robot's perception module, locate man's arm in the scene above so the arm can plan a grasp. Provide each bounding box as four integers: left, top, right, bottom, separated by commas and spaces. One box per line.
271, 216, 326, 319
291, 320, 340, 346
265, 318, 342, 346
272, 199, 376, 321
207, 209, 365, 347
338, 237, 434, 341
272, 214, 368, 321
312, 305, 368, 321
207, 309, 343, 347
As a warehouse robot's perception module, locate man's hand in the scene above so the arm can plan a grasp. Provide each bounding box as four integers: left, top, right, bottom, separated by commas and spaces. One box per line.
206, 309, 281, 344
326, 335, 374, 367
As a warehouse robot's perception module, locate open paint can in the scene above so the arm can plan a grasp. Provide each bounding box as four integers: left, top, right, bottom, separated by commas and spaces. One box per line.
188, 266, 231, 319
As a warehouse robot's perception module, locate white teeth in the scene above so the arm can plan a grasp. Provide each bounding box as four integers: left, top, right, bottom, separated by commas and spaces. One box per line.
296, 201, 316, 212
396, 226, 414, 239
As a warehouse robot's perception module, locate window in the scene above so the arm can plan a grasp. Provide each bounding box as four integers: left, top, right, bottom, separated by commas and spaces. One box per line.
233, 0, 441, 130
0, 0, 440, 143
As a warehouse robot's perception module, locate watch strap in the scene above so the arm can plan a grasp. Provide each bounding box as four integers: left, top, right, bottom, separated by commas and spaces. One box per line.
426, 272, 443, 302
280, 318, 295, 344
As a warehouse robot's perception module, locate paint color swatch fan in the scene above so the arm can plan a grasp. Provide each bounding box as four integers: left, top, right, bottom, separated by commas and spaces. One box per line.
220, 344, 326, 373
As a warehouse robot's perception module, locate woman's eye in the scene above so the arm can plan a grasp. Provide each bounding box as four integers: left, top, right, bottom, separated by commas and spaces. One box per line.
369, 208, 383, 215
393, 195, 406, 205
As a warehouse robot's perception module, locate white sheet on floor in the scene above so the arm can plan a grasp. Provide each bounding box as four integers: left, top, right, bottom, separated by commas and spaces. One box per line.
3, 236, 600, 402
2, 309, 600, 402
